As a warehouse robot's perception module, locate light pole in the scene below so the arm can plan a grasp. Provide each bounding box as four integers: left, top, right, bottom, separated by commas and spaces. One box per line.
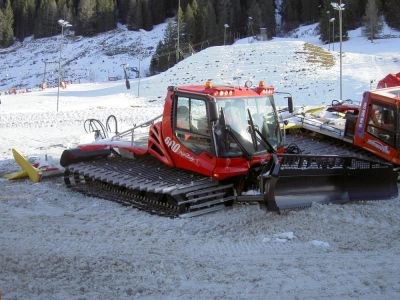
331, 1, 345, 100
137, 29, 146, 97
43, 61, 47, 84
248, 17, 254, 41
330, 17, 336, 51
326, 11, 331, 50
176, 0, 181, 61
121, 63, 130, 90
224, 24, 230, 45
57, 19, 72, 112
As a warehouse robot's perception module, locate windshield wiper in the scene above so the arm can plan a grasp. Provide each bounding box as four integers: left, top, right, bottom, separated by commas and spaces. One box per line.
247, 109, 276, 154
225, 125, 251, 160
247, 109, 259, 152
218, 108, 251, 160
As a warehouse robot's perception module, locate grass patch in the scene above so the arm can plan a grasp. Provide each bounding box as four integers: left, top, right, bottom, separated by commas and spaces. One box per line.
303, 43, 335, 68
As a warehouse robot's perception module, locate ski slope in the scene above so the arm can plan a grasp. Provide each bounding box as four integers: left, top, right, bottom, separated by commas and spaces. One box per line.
1, 24, 400, 299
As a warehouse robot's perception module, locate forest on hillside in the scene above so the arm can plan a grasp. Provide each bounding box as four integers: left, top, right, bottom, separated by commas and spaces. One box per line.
0, 0, 399, 72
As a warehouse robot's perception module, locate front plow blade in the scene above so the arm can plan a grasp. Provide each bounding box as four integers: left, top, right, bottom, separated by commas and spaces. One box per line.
262, 154, 398, 212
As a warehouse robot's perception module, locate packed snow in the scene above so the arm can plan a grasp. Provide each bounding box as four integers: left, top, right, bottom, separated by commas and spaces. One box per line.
1, 23, 400, 299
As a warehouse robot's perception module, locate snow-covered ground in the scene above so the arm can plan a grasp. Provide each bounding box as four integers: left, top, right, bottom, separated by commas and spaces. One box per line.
1, 23, 400, 299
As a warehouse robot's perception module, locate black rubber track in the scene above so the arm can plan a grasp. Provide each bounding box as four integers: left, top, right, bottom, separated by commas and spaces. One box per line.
64, 155, 235, 217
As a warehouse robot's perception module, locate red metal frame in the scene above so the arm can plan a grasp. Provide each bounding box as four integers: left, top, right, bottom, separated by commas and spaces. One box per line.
354, 88, 400, 164
377, 72, 400, 89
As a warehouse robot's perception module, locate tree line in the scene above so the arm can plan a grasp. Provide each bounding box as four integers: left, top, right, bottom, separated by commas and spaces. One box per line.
1, 0, 399, 69
0, 0, 181, 45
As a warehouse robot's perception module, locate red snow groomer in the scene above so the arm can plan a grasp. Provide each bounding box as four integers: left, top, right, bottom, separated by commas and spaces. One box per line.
288, 86, 400, 166
377, 72, 400, 89
60, 81, 397, 217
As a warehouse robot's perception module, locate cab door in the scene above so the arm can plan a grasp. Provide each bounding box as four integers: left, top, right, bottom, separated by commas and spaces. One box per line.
357, 98, 400, 164
167, 93, 217, 177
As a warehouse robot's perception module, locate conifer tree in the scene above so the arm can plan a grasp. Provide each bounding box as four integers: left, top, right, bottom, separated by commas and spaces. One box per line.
300, 0, 319, 24
12, 0, 36, 40
176, 3, 187, 57
203, 0, 217, 45
151, 0, 166, 25
76, 0, 97, 35
0, 0, 14, 47
383, 0, 400, 30
190, 0, 203, 45
127, 0, 142, 30
362, 0, 383, 42
58, 0, 74, 24
281, 0, 301, 33
228, 0, 243, 34
141, 0, 153, 30
149, 20, 178, 73
149, 41, 164, 74
259, 0, 276, 38
0, 8, 3, 41
150, 6, 188, 73
216, 0, 230, 44
197, 4, 207, 44
319, 0, 332, 43
342, 0, 363, 32
184, 2, 195, 42
34, 0, 59, 38
96, 0, 117, 32
118, 0, 130, 23
247, 0, 262, 35
0, 8, 3, 42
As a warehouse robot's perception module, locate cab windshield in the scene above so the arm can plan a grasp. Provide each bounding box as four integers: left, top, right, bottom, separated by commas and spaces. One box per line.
216, 96, 282, 157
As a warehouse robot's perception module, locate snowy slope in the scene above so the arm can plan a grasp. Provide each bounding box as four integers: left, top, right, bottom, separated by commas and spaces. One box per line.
0, 23, 167, 91
1, 24, 400, 299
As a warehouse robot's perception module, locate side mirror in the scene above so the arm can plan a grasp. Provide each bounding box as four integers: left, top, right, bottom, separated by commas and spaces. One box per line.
396, 133, 400, 150
382, 109, 391, 124
209, 101, 219, 122
286, 96, 294, 114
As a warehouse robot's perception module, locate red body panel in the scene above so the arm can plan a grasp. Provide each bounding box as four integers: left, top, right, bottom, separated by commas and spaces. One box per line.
377, 72, 400, 89
147, 122, 175, 167
328, 104, 359, 114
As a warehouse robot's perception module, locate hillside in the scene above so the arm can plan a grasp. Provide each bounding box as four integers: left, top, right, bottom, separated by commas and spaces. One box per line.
0, 23, 167, 91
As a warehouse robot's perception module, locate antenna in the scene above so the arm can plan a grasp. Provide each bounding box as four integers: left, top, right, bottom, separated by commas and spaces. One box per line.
233, 76, 242, 88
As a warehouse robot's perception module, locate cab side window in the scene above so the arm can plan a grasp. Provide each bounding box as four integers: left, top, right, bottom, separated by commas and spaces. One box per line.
175, 96, 212, 155
176, 97, 190, 130
191, 99, 210, 136
366, 103, 396, 147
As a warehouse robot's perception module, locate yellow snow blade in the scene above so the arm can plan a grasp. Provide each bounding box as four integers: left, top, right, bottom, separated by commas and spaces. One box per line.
281, 123, 303, 130
12, 149, 42, 183
3, 170, 29, 180
304, 106, 326, 115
